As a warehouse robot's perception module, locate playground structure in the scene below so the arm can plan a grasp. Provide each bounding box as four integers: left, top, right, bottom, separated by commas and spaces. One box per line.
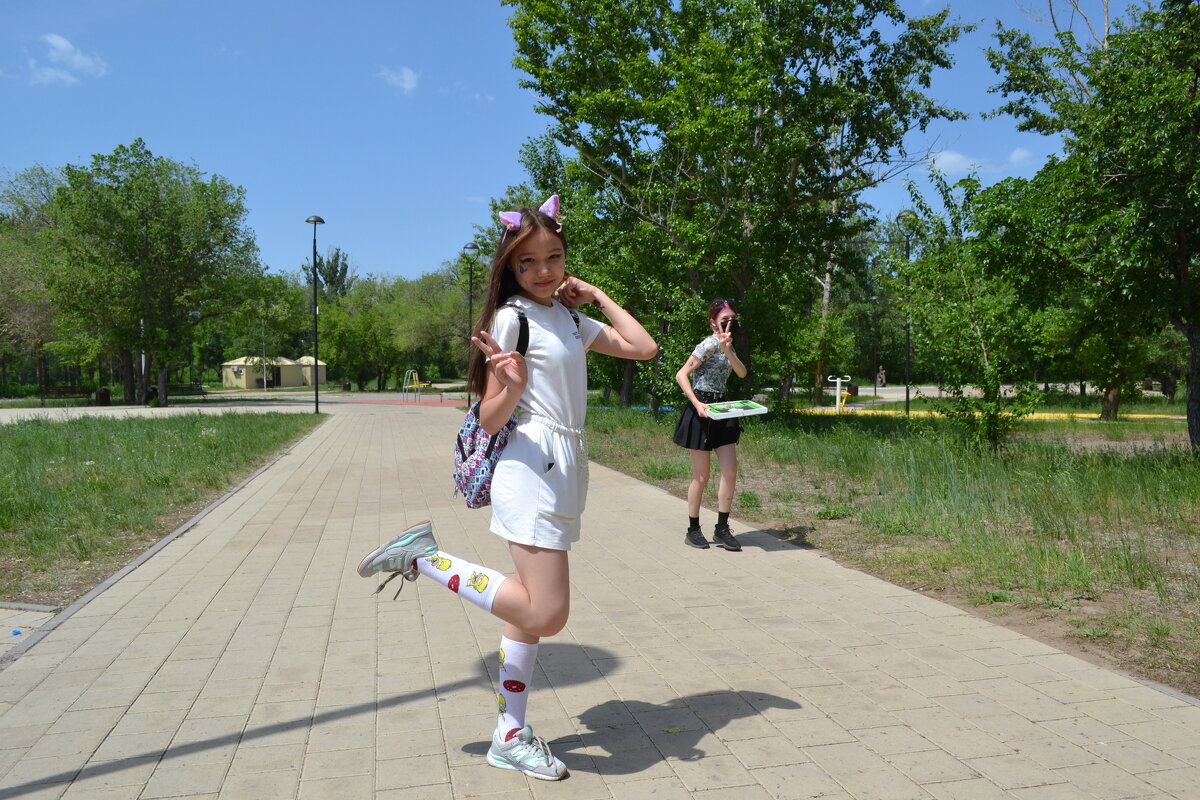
400, 370, 432, 402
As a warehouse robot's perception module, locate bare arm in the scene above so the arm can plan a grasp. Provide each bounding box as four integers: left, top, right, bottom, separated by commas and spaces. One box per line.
675, 355, 711, 419
470, 330, 526, 436
557, 276, 658, 360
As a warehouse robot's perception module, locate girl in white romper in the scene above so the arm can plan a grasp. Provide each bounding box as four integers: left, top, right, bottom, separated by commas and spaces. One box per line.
357, 195, 657, 780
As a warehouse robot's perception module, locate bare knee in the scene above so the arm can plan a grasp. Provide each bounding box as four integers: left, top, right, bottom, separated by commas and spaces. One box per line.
523, 607, 569, 638
692, 472, 710, 489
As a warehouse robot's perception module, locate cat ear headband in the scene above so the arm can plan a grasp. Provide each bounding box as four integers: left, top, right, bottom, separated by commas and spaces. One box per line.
498, 194, 561, 234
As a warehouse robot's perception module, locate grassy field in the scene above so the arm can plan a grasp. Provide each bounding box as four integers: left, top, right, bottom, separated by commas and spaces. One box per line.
585, 406, 1200, 698
864, 394, 1188, 416
0, 412, 322, 606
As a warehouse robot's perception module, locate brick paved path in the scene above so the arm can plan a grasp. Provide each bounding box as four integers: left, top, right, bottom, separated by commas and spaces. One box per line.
1, 401, 1197, 799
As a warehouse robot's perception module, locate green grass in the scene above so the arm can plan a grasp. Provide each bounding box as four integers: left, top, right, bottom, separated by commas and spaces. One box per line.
585, 405, 1200, 695
0, 412, 322, 598
865, 394, 1187, 416
0, 397, 92, 409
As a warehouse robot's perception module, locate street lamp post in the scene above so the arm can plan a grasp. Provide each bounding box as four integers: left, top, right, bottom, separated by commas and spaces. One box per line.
462, 242, 480, 406
904, 233, 912, 416
306, 215, 325, 414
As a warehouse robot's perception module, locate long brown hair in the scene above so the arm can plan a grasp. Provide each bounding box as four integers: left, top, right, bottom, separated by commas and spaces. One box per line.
466, 207, 567, 398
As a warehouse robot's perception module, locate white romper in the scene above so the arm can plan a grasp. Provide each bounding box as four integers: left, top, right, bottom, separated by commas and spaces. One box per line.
487, 296, 605, 551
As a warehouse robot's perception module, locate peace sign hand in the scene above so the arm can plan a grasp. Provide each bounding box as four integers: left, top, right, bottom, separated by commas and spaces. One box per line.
471, 330, 527, 392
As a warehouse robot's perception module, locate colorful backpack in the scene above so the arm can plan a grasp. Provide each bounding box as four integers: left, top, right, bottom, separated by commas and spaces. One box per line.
452, 304, 578, 508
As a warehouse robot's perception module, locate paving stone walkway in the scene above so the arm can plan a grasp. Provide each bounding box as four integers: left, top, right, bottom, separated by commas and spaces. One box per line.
1, 400, 1197, 799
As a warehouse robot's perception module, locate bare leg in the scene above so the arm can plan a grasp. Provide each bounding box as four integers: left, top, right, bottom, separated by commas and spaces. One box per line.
687, 449, 711, 518
715, 443, 738, 513
491, 543, 570, 643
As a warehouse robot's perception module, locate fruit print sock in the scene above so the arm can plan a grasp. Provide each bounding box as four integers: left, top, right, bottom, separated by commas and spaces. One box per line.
496, 636, 537, 740
417, 551, 507, 612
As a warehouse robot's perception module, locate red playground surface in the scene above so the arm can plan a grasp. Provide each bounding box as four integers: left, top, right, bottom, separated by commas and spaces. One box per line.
346, 394, 465, 408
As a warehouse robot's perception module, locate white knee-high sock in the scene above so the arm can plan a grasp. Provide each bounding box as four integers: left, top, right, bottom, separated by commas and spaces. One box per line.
417, 551, 507, 612
496, 636, 537, 741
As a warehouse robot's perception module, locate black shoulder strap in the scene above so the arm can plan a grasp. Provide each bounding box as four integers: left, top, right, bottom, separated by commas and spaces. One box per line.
567, 307, 581, 332
515, 309, 529, 356
502, 303, 530, 356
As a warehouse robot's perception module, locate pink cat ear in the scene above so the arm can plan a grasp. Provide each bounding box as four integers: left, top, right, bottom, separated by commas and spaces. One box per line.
538, 194, 560, 220
498, 211, 522, 231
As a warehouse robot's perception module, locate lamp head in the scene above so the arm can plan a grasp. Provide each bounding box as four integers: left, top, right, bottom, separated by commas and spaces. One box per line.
306, 216, 325, 225
462, 242, 479, 253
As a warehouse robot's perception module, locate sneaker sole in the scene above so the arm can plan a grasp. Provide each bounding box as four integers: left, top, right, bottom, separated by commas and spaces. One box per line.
685, 538, 710, 549
486, 751, 568, 781
356, 522, 434, 577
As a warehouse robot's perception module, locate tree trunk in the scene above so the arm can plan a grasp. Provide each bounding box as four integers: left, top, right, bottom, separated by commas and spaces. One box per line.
120, 349, 136, 403
1186, 326, 1200, 450
620, 360, 634, 406
812, 260, 835, 404
1099, 383, 1121, 421
136, 354, 154, 405
37, 350, 46, 408
157, 364, 170, 407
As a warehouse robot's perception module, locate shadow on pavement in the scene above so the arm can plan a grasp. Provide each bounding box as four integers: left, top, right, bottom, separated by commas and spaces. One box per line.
0, 643, 617, 798
460, 690, 802, 778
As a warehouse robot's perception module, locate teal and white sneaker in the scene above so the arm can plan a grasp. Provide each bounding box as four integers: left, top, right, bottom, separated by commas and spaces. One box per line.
357, 521, 438, 598
486, 723, 567, 781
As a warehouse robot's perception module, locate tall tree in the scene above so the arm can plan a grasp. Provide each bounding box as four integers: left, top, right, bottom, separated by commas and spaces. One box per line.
988, 0, 1200, 447
0, 165, 64, 396
506, 0, 968, 401
303, 246, 356, 300
52, 139, 262, 405
904, 171, 1043, 449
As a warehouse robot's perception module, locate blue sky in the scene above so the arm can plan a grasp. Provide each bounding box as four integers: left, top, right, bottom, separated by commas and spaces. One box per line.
2, 1, 1118, 280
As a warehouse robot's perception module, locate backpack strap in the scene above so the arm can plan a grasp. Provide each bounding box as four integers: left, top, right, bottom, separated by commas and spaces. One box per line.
515, 309, 529, 356
502, 301, 575, 356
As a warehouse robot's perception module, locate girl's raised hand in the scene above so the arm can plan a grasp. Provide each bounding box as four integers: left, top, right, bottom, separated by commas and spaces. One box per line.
715, 328, 734, 353
471, 330, 527, 391
555, 274, 599, 308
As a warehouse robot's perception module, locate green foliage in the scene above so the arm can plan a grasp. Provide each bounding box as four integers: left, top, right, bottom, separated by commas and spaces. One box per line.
0, 165, 64, 360
737, 490, 761, 510
505, 0, 969, 403
903, 171, 1042, 449
304, 246, 357, 300
986, 2, 1200, 447
51, 139, 263, 402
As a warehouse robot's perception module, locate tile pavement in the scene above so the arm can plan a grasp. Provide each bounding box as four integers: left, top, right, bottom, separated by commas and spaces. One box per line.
0, 399, 1197, 799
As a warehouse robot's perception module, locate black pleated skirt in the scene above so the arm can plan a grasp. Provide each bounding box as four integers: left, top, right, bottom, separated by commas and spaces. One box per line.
672, 391, 742, 451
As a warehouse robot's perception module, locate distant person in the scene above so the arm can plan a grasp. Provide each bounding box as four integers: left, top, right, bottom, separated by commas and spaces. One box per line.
673, 299, 748, 551
356, 195, 656, 781
876, 367, 887, 387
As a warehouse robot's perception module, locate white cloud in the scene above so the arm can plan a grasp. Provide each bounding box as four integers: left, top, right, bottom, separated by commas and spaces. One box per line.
43, 34, 108, 76
29, 61, 78, 85
29, 33, 107, 85
1009, 147, 1033, 166
379, 66, 419, 94
930, 150, 982, 176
